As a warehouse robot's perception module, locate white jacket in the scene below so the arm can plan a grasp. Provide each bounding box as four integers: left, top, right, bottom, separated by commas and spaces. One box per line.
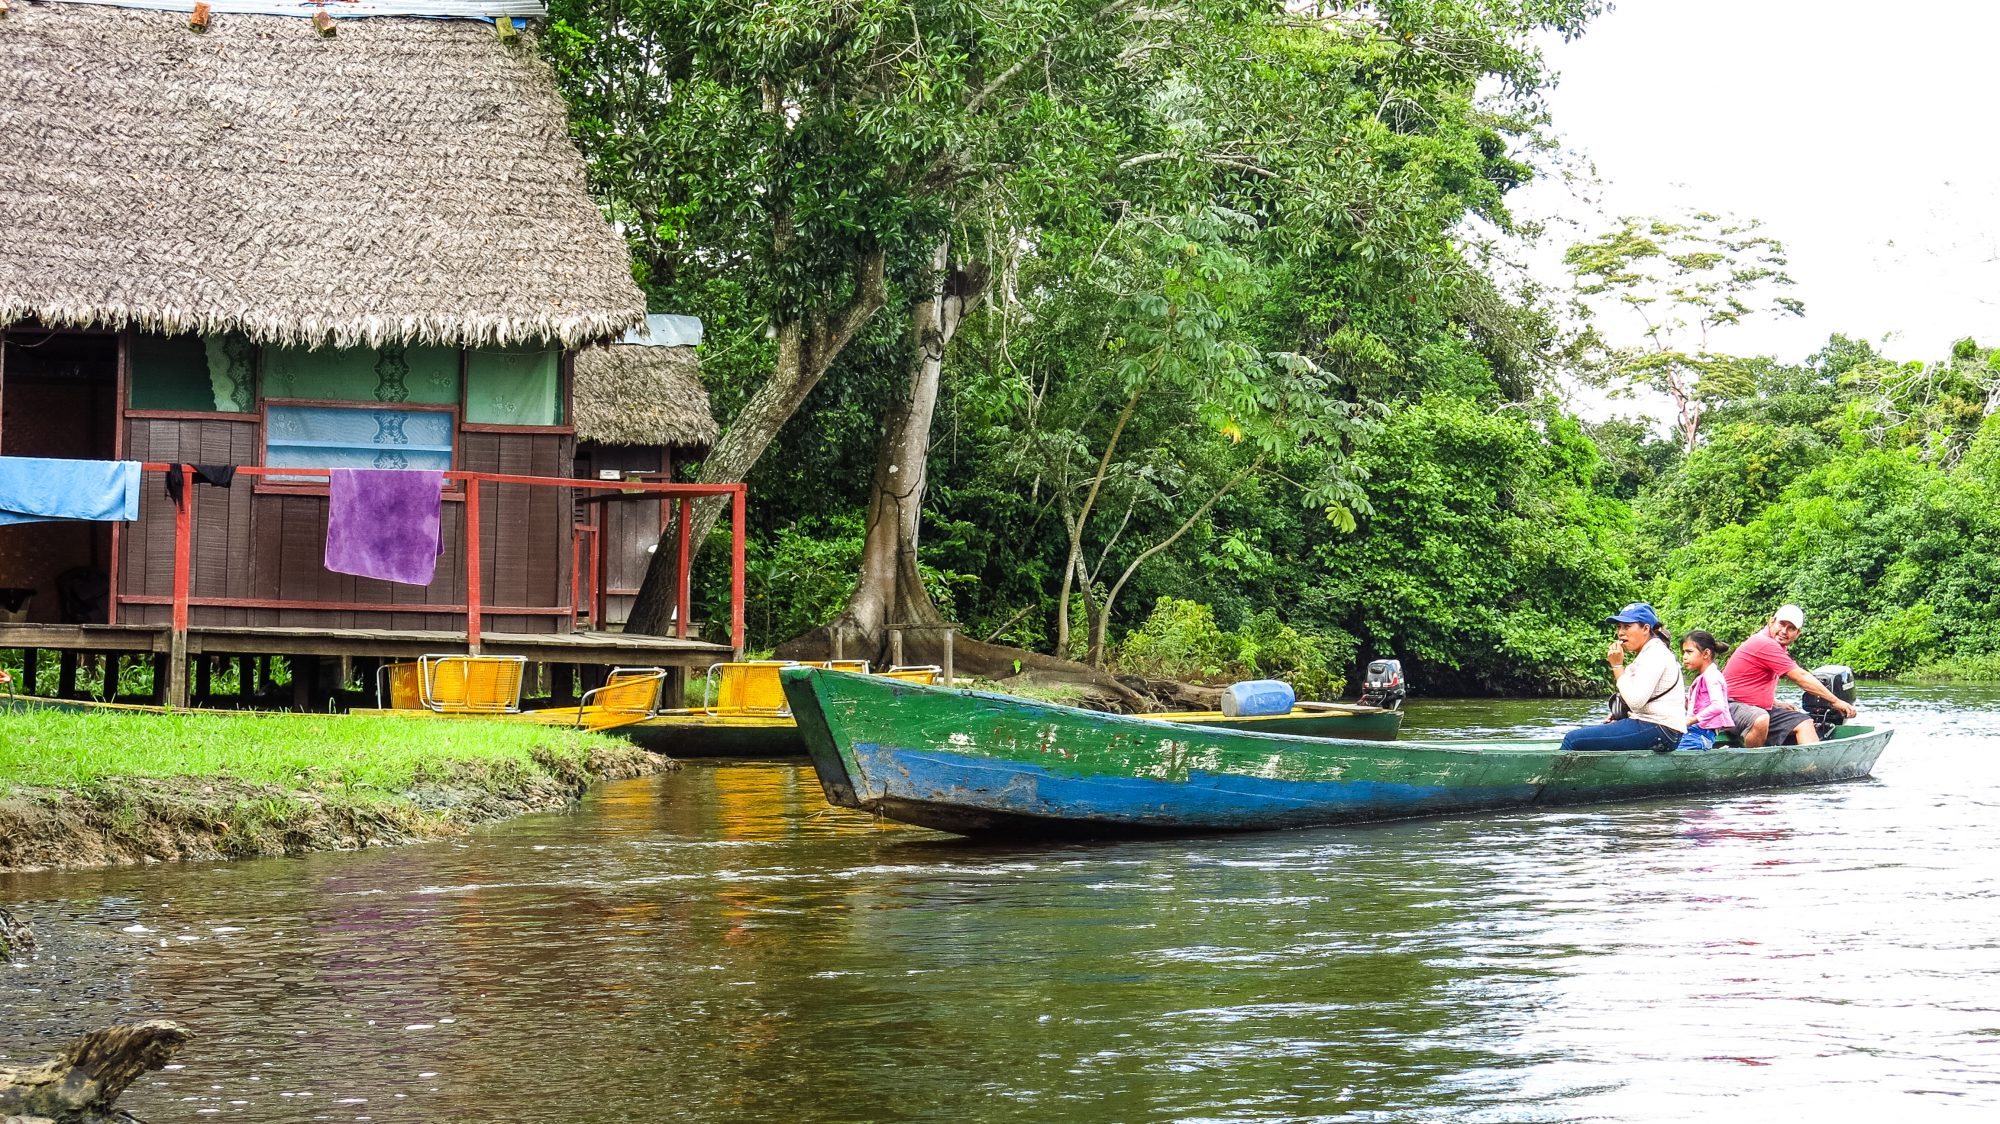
1618, 637, 1687, 730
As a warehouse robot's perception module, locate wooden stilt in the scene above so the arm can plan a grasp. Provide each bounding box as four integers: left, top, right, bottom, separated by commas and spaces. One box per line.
195, 656, 213, 705
164, 633, 189, 709
21, 648, 37, 696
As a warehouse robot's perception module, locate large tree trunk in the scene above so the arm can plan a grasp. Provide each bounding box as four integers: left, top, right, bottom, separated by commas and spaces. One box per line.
625, 250, 888, 636
774, 244, 1143, 708
782, 240, 986, 664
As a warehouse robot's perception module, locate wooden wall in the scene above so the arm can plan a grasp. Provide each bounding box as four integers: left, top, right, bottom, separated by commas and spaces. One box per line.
120, 419, 575, 633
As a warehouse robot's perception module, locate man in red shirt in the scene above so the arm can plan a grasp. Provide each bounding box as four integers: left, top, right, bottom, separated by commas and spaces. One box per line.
1723, 604, 1859, 746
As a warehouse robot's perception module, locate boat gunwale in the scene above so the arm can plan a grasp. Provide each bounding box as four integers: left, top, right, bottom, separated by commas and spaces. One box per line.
785, 672, 1885, 760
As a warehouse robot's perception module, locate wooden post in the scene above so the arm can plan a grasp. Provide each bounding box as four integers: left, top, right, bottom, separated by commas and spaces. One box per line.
730, 486, 747, 658
889, 629, 904, 668
832, 630, 844, 661
164, 463, 191, 708
195, 655, 212, 705
590, 512, 605, 630
464, 477, 483, 653
569, 526, 582, 628
21, 649, 36, 696
942, 628, 954, 687
163, 633, 187, 708
57, 652, 76, 700
675, 496, 692, 640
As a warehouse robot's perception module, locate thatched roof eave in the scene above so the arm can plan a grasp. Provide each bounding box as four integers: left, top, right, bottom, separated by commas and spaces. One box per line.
572, 343, 716, 449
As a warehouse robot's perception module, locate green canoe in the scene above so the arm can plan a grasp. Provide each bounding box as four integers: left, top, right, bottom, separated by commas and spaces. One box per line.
779, 667, 1894, 837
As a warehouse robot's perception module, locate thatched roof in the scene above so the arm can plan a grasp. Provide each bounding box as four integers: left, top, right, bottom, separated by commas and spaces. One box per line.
0, 4, 646, 349
572, 339, 717, 449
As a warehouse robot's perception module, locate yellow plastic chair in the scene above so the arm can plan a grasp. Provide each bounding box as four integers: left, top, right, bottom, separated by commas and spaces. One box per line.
883, 664, 942, 685
575, 666, 667, 730
376, 662, 426, 709
419, 655, 526, 714
706, 661, 796, 715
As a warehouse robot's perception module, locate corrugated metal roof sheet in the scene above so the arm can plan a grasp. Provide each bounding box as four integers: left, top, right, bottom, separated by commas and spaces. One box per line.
623, 315, 704, 348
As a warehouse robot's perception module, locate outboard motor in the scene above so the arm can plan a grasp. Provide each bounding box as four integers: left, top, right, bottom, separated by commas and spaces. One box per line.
1802, 664, 1856, 739
1358, 658, 1406, 711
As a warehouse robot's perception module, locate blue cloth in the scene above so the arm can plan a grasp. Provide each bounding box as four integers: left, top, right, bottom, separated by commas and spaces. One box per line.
0, 457, 141, 525
1675, 727, 1717, 753
1560, 718, 1680, 753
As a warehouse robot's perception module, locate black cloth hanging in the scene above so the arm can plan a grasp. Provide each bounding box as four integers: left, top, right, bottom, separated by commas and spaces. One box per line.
165, 464, 238, 508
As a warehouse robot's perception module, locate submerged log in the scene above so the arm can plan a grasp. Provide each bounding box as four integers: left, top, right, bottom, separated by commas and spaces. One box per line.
0, 907, 31, 960
0, 1020, 191, 1124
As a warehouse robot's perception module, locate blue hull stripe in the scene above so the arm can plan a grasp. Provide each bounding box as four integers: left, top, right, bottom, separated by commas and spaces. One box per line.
852, 742, 1542, 830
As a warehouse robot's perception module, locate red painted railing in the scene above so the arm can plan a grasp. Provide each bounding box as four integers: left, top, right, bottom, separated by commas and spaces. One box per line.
137, 463, 746, 654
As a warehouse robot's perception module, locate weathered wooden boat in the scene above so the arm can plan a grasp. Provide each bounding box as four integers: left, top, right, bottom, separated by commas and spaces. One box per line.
779, 667, 1894, 837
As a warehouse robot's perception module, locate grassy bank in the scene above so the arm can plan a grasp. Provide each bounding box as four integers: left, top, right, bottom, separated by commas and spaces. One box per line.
0, 709, 670, 872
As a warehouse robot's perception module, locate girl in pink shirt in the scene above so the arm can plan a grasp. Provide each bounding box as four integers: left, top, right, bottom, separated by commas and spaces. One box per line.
1679, 630, 1731, 752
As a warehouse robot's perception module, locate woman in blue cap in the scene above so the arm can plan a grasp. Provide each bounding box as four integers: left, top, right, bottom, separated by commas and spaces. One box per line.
1561, 603, 1687, 752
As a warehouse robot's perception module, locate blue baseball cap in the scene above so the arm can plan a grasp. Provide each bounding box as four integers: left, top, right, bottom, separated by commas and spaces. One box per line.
1605, 602, 1660, 627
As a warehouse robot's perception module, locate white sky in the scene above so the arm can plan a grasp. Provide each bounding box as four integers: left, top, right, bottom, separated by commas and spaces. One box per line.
1516, 0, 2000, 373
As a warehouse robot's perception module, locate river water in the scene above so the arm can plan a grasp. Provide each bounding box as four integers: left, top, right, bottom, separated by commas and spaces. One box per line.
4, 687, 1998, 1122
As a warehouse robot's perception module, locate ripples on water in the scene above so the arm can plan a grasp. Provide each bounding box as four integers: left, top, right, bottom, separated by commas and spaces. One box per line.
4, 688, 1998, 1122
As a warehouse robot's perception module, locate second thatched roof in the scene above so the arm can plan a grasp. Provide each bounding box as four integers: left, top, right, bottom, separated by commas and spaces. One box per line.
0, 5, 645, 349
572, 330, 717, 448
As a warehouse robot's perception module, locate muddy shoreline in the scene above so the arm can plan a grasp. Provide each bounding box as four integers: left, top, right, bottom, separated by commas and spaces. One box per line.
0, 746, 671, 874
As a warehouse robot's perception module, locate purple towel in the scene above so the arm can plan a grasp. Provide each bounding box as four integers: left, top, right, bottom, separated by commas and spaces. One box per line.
325, 469, 444, 586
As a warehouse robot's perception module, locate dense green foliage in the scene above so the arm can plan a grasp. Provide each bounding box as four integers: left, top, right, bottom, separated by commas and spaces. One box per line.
1644, 339, 2000, 679
542, 4, 1995, 694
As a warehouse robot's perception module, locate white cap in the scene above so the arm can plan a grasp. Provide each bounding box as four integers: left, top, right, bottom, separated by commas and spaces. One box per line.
1774, 604, 1805, 628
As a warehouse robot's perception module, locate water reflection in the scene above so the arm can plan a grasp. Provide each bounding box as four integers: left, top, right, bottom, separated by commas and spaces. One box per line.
3, 687, 1998, 1121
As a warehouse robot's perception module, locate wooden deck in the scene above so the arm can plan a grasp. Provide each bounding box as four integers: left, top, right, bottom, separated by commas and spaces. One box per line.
0, 622, 730, 667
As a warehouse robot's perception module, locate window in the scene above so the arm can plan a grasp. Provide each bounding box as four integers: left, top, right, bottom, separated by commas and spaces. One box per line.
466, 346, 562, 426
265, 404, 454, 477
128, 332, 253, 413
263, 343, 458, 405
261, 344, 457, 482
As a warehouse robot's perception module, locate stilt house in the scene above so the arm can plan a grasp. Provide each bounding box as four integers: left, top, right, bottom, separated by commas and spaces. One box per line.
0, 2, 737, 706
